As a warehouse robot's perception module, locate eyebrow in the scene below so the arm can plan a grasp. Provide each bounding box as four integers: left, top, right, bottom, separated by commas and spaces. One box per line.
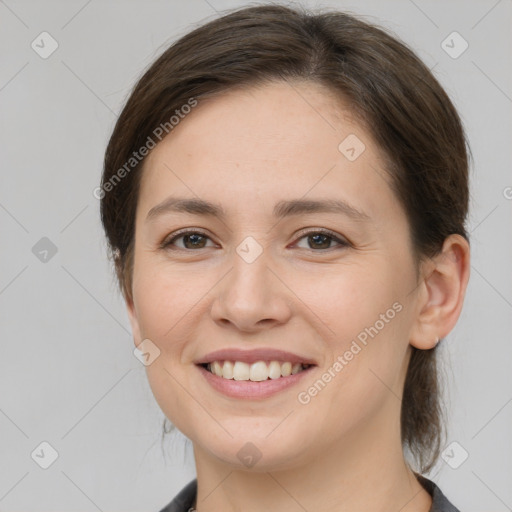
145, 196, 371, 222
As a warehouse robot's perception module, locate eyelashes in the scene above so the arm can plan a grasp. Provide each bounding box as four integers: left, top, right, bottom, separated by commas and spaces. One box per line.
160, 228, 350, 252
160, 229, 214, 250
294, 228, 350, 251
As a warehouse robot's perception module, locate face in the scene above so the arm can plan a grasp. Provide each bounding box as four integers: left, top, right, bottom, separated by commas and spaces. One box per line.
127, 81, 423, 471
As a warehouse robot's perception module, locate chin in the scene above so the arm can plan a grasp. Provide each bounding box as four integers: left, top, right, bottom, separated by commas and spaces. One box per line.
192, 424, 316, 472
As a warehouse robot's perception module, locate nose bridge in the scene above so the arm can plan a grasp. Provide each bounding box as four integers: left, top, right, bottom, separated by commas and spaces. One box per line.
210, 237, 292, 330
227, 241, 274, 305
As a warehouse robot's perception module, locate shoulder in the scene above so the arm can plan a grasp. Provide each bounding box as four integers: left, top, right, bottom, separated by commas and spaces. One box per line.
416, 474, 461, 512
158, 479, 197, 512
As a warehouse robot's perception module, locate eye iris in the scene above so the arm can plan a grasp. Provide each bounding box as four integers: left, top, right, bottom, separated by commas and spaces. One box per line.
184, 233, 206, 249
309, 233, 331, 249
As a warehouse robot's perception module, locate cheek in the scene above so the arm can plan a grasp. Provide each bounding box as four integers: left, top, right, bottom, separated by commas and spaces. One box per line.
288, 257, 403, 343
131, 257, 207, 345
131, 263, 207, 433
293, 308, 408, 453
288, 259, 410, 411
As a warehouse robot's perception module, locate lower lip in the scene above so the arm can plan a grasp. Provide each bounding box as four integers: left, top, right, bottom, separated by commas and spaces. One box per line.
196, 364, 315, 399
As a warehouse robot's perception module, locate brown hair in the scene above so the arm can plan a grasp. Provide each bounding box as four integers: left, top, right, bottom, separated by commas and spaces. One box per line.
100, 4, 470, 473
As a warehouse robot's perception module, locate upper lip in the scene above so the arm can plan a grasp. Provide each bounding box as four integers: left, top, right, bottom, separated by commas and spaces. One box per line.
195, 348, 317, 366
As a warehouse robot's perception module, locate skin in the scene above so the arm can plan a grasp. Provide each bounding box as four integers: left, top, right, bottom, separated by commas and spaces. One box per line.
126, 80, 470, 512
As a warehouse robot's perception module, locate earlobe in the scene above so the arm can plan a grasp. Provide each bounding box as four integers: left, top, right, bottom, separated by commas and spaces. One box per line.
409, 234, 470, 350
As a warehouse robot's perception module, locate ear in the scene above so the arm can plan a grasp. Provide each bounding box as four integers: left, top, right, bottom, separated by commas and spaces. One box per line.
126, 295, 143, 348
409, 234, 470, 349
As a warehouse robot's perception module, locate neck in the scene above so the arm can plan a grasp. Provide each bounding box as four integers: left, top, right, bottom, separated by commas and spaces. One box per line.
192, 413, 432, 512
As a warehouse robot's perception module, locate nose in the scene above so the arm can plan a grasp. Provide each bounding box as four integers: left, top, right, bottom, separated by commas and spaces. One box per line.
210, 249, 293, 333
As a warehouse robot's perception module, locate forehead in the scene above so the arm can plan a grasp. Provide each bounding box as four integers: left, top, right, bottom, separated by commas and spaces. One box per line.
137, 80, 394, 221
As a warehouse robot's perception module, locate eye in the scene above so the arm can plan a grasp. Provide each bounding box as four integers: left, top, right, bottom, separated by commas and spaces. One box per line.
293, 228, 349, 251
161, 230, 216, 250
160, 228, 350, 252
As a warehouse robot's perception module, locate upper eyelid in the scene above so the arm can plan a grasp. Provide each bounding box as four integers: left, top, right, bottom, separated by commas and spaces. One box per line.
294, 227, 347, 242
160, 228, 212, 247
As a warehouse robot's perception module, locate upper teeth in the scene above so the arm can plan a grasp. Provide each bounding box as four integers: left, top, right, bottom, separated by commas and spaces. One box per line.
206, 360, 309, 381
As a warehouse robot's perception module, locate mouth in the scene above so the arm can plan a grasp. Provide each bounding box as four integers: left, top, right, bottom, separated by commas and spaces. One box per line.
194, 348, 317, 399
195, 350, 317, 399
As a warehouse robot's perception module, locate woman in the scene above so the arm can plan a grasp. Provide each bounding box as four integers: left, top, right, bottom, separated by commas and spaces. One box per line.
100, 5, 470, 511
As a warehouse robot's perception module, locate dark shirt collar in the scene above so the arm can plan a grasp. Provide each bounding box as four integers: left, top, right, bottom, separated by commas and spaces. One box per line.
159, 475, 461, 512
417, 474, 461, 512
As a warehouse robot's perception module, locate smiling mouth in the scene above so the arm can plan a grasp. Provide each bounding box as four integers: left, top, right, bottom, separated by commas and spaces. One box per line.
199, 360, 313, 381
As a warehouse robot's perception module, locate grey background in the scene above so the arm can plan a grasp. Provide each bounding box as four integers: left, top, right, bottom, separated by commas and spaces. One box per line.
1, 0, 511, 510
